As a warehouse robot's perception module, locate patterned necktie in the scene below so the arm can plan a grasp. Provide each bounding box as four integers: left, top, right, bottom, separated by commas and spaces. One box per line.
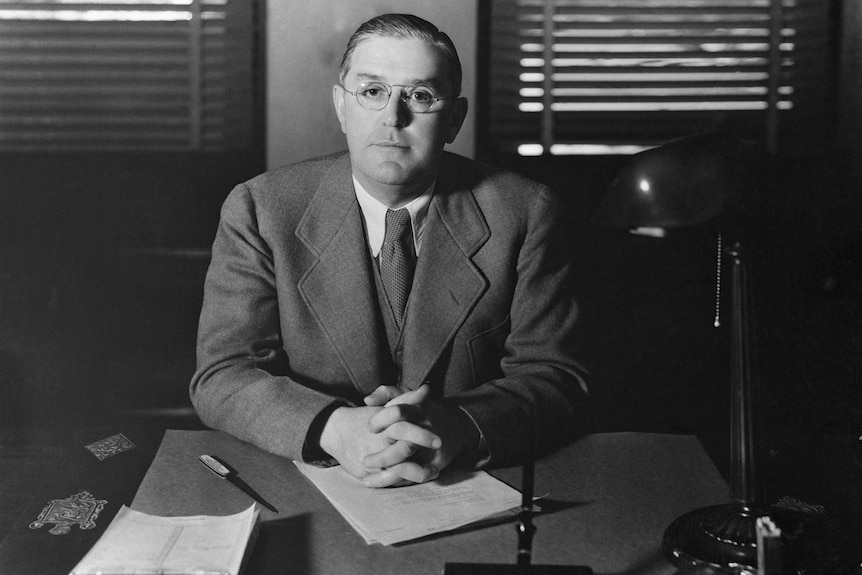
380, 208, 415, 328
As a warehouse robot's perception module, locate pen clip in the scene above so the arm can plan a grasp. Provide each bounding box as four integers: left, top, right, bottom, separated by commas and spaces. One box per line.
199, 454, 279, 513
199, 454, 232, 478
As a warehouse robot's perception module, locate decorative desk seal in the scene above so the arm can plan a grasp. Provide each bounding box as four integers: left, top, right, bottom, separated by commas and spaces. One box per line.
85, 433, 135, 461
29, 491, 107, 535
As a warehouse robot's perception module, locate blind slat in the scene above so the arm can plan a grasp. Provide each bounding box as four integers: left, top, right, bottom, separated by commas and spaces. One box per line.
0, 0, 258, 151
485, 0, 832, 156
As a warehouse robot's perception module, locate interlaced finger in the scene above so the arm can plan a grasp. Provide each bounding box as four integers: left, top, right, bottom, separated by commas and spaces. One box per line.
362, 439, 419, 469
382, 420, 441, 451
363, 385, 404, 406
384, 384, 430, 406
367, 403, 427, 433
362, 461, 440, 488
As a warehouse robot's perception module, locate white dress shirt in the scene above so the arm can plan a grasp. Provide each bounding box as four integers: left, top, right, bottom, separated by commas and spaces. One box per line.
353, 177, 433, 257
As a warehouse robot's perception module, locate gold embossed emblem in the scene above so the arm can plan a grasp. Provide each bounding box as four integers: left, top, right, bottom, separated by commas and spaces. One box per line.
85, 433, 135, 460
29, 491, 107, 535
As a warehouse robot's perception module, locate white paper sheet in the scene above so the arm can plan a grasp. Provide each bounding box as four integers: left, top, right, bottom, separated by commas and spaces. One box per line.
69, 504, 258, 575
294, 462, 523, 545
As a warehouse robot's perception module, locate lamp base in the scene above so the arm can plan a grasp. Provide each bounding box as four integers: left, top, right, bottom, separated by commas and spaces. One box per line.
662, 503, 768, 573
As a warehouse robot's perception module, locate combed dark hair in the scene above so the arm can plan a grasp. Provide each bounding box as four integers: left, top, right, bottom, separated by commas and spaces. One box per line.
338, 13, 463, 97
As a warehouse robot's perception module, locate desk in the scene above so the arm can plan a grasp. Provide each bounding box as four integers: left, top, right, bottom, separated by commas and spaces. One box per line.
0, 427, 730, 575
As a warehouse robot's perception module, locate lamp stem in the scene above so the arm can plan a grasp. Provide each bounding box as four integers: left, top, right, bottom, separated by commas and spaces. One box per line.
662, 240, 766, 571
713, 231, 723, 328
728, 242, 757, 505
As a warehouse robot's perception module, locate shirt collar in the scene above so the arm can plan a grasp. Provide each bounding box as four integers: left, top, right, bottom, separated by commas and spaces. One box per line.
353, 177, 434, 257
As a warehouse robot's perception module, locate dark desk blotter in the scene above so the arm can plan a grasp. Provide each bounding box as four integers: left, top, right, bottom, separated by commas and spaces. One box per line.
0, 428, 163, 575
128, 431, 733, 575
131, 429, 295, 519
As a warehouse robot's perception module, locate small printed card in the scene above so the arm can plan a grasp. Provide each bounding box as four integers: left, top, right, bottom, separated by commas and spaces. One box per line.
85, 433, 135, 461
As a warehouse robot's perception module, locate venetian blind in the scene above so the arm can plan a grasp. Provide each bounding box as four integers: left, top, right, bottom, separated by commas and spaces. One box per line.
0, 0, 259, 151
484, 0, 834, 157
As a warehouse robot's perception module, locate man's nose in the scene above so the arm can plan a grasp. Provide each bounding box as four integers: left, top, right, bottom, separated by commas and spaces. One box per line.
381, 88, 409, 127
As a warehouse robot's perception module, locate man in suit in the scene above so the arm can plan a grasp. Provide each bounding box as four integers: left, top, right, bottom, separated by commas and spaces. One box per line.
191, 13, 588, 488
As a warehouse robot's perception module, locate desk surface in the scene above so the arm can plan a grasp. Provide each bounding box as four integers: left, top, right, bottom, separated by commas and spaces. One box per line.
0, 427, 731, 575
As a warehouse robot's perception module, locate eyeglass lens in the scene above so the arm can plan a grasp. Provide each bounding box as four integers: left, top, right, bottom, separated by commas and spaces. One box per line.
354, 83, 439, 113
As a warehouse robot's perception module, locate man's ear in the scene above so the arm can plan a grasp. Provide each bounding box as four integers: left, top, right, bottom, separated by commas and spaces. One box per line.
445, 97, 469, 144
333, 85, 347, 134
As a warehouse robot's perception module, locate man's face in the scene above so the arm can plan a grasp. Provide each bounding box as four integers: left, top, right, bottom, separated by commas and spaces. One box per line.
333, 36, 467, 205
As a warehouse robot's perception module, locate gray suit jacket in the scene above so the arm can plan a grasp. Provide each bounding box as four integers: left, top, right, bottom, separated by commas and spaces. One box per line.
190, 151, 588, 467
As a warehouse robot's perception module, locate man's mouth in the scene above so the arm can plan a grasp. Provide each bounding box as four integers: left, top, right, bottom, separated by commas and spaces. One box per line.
373, 140, 408, 148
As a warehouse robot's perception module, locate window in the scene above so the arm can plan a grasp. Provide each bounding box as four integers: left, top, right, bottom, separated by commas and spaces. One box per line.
0, 0, 261, 151
481, 0, 836, 157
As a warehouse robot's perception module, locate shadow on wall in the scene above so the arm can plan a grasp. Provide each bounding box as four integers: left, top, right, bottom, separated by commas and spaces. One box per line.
0, 151, 262, 427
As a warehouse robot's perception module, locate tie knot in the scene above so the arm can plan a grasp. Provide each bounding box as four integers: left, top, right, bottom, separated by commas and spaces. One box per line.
385, 208, 411, 237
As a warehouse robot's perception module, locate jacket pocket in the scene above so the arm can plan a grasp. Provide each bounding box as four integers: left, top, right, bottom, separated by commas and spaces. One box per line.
467, 314, 510, 385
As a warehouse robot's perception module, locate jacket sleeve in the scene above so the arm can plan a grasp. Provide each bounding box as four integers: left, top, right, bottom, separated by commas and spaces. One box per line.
442, 184, 590, 468
189, 184, 345, 461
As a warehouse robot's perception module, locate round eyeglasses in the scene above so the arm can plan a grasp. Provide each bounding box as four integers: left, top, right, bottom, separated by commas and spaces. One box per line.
341, 82, 449, 113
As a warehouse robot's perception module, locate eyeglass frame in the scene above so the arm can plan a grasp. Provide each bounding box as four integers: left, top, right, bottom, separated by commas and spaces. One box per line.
340, 81, 451, 114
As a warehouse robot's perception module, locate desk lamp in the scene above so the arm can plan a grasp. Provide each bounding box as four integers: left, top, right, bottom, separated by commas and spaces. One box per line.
592, 132, 769, 572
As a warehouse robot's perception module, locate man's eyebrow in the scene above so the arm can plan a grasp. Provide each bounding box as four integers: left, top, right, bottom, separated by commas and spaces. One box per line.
354, 72, 443, 89
409, 79, 442, 89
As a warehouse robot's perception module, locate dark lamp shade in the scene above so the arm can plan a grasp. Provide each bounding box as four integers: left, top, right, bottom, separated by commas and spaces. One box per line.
592, 132, 742, 229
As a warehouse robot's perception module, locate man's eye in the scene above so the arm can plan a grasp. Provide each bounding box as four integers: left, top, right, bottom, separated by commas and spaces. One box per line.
410, 90, 434, 103
360, 84, 388, 98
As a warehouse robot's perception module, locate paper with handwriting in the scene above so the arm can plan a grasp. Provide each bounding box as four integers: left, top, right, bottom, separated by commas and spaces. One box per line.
295, 462, 522, 545
69, 503, 258, 575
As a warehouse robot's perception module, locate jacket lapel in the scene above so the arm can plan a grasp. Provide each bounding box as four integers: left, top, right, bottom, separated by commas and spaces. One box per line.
401, 174, 490, 388
295, 156, 386, 397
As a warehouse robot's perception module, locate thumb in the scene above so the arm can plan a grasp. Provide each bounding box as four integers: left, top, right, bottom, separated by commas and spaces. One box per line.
364, 385, 404, 406
385, 384, 430, 407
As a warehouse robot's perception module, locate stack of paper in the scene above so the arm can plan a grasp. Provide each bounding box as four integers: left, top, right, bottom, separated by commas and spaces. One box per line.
294, 462, 523, 546
69, 504, 259, 575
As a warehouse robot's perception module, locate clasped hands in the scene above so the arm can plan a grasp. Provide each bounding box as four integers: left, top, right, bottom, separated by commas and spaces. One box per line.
318, 384, 476, 488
